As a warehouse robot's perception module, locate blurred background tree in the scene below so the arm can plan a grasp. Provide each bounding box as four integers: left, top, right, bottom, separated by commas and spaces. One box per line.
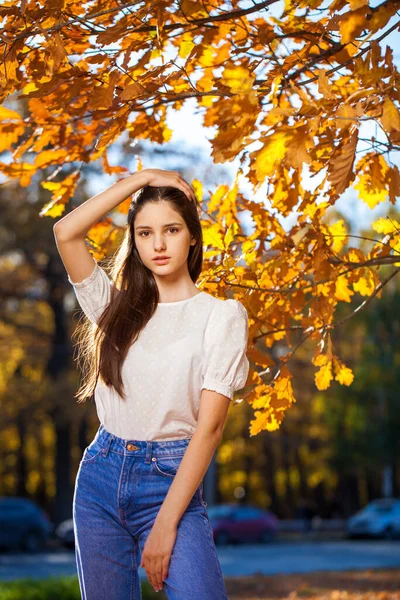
1, 0, 399, 524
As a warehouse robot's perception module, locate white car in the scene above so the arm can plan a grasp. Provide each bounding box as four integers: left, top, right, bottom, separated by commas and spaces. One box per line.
346, 498, 400, 540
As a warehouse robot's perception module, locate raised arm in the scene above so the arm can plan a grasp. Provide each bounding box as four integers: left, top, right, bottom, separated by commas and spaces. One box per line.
53, 171, 148, 284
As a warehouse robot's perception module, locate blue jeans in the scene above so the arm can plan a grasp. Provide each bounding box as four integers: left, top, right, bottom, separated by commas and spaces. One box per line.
73, 424, 228, 599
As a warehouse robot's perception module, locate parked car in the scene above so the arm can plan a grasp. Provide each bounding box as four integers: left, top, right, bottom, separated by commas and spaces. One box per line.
55, 517, 75, 549
0, 496, 53, 552
207, 504, 279, 545
346, 498, 400, 540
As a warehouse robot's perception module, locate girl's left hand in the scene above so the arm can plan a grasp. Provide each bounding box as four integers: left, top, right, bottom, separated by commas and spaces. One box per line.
140, 520, 178, 592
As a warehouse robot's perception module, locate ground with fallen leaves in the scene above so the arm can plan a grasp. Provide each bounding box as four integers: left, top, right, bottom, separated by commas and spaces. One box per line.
223, 568, 400, 600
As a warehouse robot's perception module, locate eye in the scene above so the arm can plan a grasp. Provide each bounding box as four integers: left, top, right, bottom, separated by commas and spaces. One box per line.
138, 228, 180, 237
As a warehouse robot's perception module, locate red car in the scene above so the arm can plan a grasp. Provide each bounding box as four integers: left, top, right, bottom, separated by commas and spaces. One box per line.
207, 504, 279, 545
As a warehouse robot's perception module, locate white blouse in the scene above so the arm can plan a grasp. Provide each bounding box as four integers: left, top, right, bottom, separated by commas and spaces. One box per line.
68, 259, 250, 441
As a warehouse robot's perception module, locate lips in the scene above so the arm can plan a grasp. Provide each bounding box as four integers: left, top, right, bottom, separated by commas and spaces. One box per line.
153, 256, 170, 263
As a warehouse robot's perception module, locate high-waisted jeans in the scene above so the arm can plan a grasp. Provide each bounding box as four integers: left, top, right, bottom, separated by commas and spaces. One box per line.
72, 424, 228, 600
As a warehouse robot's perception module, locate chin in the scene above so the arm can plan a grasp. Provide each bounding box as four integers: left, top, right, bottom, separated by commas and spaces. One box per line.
149, 262, 174, 274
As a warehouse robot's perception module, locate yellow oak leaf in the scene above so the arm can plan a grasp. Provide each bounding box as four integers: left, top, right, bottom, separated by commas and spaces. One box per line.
34, 149, 68, 168
249, 405, 285, 434
191, 179, 203, 202
335, 275, 354, 302
196, 73, 214, 93
203, 223, 225, 250
0, 106, 22, 120
274, 370, 295, 405
224, 221, 239, 248
372, 217, 400, 235
333, 357, 354, 386
40, 172, 80, 217
324, 219, 347, 253
221, 65, 256, 94
354, 154, 389, 208
352, 269, 376, 296
303, 200, 329, 220
354, 172, 388, 207
315, 360, 333, 390
390, 235, 400, 266
312, 353, 330, 367
198, 46, 214, 68
346, 248, 366, 263
252, 132, 289, 180
178, 32, 195, 58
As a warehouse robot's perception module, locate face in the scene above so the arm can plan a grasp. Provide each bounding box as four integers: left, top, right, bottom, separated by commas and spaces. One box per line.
134, 201, 196, 279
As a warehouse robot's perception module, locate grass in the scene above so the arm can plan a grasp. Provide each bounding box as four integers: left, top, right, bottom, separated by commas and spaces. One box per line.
0, 576, 161, 599
0, 568, 398, 599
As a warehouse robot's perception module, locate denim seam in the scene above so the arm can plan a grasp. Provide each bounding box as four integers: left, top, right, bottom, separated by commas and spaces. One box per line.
108, 449, 186, 458
199, 512, 228, 599
80, 448, 104, 464
117, 452, 128, 528
152, 459, 181, 478
130, 540, 138, 600
126, 458, 139, 515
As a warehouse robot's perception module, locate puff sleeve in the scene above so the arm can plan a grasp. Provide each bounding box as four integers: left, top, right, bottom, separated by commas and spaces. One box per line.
201, 299, 250, 400
67, 257, 114, 324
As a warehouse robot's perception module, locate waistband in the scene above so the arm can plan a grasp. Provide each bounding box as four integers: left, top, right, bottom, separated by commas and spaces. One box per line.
93, 423, 192, 459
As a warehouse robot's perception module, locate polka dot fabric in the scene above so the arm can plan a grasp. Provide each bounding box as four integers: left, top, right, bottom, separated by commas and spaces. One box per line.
68, 258, 250, 441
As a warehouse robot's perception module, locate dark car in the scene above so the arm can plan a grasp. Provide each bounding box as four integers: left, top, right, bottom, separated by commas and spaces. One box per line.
0, 497, 53, 552
207, 504, 279, 545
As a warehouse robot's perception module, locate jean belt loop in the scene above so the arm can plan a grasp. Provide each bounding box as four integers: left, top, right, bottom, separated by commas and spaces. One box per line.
103, 434, 114, 458
145, 441, 152, 464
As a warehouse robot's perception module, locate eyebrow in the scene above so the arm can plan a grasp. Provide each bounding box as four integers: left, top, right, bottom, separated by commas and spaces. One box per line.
135, 222, 183, 230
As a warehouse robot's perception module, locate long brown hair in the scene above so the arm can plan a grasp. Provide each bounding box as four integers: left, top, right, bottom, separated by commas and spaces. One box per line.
72, 185, 203, 402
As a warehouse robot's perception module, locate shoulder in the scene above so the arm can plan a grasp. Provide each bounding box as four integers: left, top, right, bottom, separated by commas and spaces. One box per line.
201, 293, 248, 325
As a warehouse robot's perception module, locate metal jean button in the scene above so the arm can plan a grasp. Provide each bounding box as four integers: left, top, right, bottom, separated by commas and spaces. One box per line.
126, 443, 140, 451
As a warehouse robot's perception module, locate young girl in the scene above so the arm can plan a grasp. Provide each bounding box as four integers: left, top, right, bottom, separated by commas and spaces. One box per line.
53, 168, 249, 600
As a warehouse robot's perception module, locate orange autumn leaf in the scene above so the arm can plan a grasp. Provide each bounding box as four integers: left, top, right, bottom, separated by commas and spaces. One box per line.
1, 0, 399, 435
380, 97, 400, 133
328, 130, 358, 195
339, 7, 369, 44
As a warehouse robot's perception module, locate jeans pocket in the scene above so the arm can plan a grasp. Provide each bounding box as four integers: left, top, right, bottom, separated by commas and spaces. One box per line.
81, 439, 104, 464
152, 454, 184, 478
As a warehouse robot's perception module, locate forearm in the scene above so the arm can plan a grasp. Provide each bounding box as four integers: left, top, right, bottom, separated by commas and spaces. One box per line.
155, 427, 222, 528
54, 171, 148, 241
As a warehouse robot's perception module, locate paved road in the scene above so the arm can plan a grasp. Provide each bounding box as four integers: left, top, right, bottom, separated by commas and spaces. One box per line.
218, 539, 400, 577
0, 540, 399, 582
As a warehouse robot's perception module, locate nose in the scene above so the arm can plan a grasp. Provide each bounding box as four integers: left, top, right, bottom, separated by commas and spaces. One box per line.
154, 237, 166, 251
